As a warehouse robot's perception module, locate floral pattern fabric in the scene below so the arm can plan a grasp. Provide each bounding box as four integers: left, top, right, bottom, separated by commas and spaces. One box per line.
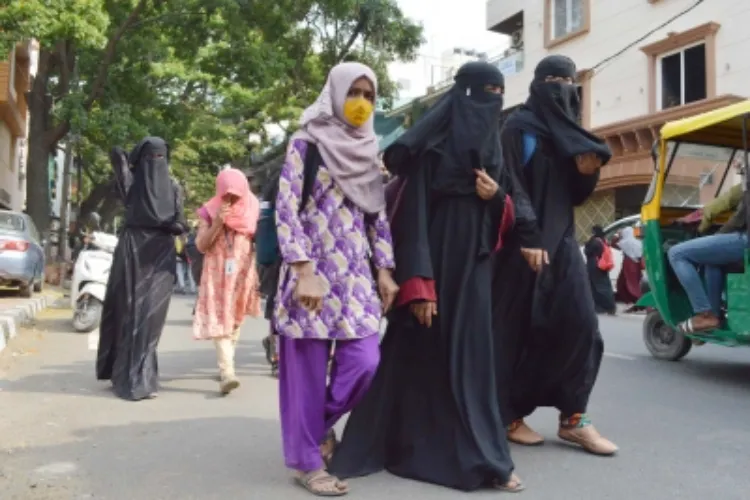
273, 139, 395, 340
193, 208, 262, 339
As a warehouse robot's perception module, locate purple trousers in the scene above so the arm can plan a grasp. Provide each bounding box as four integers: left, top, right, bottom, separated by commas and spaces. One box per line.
279, 334, 380, 472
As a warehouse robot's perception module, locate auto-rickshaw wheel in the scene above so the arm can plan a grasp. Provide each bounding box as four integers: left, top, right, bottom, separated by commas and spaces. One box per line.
643, 309, 692, 361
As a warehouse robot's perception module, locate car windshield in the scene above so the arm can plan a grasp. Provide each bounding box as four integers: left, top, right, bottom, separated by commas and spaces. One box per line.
645, 141, 738, 207
0, 213, 25, 232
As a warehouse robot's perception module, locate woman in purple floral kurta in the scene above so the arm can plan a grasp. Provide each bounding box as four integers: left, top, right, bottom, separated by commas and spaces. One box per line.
274, 62, 398, 497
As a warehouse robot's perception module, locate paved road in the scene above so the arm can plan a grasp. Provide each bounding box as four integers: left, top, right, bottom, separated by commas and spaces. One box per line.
1, 297, 750, 500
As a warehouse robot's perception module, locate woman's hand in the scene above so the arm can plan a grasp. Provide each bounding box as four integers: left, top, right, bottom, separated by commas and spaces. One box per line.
520, 247, 549, 272
292, 262, 326, 312
377, 269, 399, 314
474, 169, 499, 200
575, 153, 602, 175
410, 301, 438, 328
216, 202, 230, 224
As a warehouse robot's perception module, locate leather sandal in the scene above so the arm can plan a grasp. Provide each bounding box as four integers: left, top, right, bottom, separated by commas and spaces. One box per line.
508, 419, 544, 446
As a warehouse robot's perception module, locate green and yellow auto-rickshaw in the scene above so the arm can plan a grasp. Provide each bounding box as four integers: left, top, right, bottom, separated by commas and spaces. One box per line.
639, 100, 750, 360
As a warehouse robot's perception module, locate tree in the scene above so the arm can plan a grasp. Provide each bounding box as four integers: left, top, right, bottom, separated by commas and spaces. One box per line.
0, 0, 424, 232
0, 0, 164, 234
243, 0, 424, 183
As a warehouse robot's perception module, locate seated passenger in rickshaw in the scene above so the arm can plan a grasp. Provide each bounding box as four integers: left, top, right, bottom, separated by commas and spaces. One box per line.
667, 197, 747, 333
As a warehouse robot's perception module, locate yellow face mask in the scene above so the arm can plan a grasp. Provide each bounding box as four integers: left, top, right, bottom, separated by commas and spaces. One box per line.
342, 97, 374, 128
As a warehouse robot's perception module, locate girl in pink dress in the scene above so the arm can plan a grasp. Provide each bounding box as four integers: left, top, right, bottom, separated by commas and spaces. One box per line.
193, 168, 262, 394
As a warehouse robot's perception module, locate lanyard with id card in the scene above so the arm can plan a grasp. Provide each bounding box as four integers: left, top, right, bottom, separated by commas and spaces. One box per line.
224, 230, 236, 275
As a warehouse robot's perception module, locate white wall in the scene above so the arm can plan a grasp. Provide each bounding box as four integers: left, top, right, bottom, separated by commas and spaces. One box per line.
487, 0, 750, 128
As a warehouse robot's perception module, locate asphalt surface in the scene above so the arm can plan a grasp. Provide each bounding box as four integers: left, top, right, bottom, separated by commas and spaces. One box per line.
1, 296, 750, 500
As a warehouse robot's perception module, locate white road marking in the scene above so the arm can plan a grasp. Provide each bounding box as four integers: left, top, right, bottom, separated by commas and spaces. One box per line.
603, 352, 637, 361
87, 329, 99, 351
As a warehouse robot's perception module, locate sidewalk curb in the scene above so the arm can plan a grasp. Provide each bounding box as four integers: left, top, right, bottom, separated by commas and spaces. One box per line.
0, 295, 50, 354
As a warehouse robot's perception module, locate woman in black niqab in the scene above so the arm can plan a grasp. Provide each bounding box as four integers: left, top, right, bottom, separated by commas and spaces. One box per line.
96, 137, 187, 401
492, 55, 619, 455
329, 61, 537, 493
585, 225, 617, 314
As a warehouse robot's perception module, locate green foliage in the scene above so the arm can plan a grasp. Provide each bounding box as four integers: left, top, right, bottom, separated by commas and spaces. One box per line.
3, 0, 424, 220
0, 0, 109, 57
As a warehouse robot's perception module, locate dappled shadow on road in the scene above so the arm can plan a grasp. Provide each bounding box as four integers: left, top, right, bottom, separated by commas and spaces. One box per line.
0, 340, 276, 401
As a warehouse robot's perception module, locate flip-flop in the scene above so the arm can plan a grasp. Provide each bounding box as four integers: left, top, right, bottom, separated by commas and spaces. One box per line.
294, 471, 348, 497
678, 318, 718, 334
677, 318, 695, 333
494, 474, 525, 493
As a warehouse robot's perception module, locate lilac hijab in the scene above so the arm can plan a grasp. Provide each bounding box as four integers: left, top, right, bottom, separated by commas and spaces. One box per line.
292, 62, 385, 213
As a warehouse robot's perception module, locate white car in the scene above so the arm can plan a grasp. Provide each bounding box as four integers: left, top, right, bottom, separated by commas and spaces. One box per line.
579, 215, 641, 286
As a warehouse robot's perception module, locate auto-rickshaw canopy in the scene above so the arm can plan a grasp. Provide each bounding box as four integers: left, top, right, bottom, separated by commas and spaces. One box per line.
659, 100, 750, 149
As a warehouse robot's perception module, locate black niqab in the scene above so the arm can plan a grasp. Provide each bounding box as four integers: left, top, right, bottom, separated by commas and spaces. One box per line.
125, 137, 178, 229
384, 61, 505, 195
504, 55, 611, 163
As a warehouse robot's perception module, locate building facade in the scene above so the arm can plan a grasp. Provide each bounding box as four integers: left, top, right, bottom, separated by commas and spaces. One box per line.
487, 0, 750, 238
0, 41, 37, 211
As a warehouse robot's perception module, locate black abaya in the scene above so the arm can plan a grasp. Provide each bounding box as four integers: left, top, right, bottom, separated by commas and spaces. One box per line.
584, 238, 616, 314
96, 139, 186, 401
332, 62, 542, 491
330, 153, 515, 490
492, 128, 604, 421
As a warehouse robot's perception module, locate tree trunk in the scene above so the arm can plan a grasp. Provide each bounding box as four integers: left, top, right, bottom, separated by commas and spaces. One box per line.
78, 178, 115, 224
25, 49, 53, 238
98, 196, 121, 230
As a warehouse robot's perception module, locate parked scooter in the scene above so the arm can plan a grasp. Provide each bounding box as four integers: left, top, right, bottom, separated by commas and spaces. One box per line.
71, 230, 118, 332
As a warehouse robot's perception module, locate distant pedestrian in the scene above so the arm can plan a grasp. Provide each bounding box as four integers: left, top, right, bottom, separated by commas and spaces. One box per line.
96, 138, 187, 401
613, 225, 643, 308
175, 234, 196, 294
193, 168, 262, 395
585, 225, 617, 315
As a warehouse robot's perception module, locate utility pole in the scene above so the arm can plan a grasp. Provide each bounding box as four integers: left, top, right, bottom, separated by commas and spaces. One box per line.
57, 138, 75, 262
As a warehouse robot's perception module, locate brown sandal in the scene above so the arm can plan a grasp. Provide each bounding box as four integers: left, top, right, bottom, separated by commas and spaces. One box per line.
494, 473, 525, 493
295, 470, 349, 496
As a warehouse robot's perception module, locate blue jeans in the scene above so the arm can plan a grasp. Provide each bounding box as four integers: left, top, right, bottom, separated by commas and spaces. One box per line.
176, 260, 196, 293
667, 232, 748, 316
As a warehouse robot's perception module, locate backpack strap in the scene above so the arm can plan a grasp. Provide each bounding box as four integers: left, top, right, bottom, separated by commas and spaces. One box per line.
521, 132, 537, 167
299, 142, 321, 214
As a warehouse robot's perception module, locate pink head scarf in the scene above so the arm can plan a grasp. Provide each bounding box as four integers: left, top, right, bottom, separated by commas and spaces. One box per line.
292, 62, 385, 213
200, 168, 259, 235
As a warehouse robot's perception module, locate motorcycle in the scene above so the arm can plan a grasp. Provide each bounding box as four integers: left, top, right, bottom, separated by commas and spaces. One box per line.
71, 231, 118, 332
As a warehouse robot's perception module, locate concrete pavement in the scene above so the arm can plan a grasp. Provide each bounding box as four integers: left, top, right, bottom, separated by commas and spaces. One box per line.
2, 297, 750, 499
0, 289, 62, 354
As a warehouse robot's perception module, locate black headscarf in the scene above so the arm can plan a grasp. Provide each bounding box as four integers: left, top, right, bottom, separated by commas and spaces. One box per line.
124, 137, 178, 229
504, 55, 611, 164
592, 225, 605, 239
384, 61, 506, 195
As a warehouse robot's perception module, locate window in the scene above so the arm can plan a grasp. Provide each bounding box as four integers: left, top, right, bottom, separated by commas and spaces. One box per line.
553, 0, 584, 39
0, 213, 25, 232
658, 43, 706, 110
